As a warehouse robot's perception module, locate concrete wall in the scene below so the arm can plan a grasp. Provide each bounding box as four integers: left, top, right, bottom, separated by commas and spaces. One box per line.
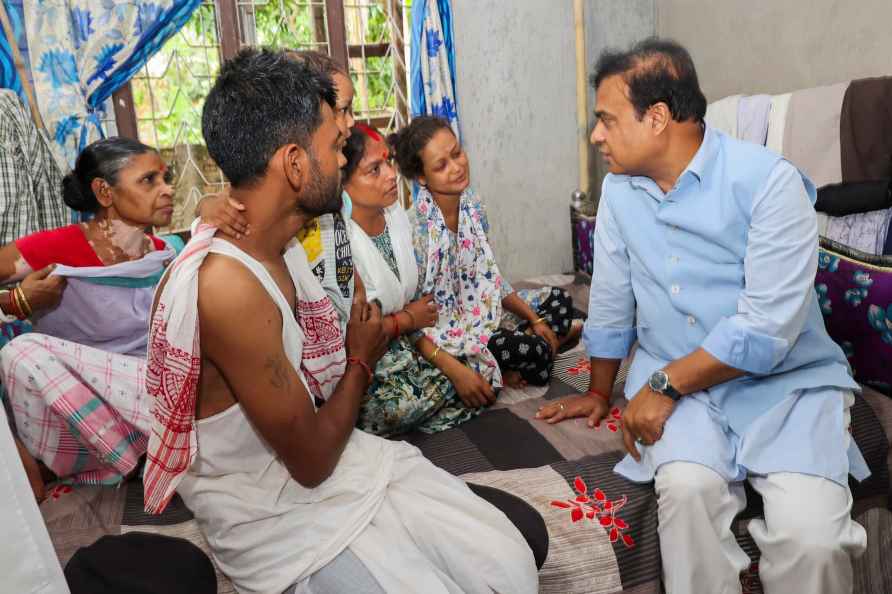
585, 0, 656, 202
656, 0, 892, 101
451, 0, 889, 280
453, 0, 654, 280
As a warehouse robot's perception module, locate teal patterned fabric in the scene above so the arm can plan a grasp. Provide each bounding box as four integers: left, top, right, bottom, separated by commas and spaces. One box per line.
369, 223, 400, 281
357, 331, 479, 438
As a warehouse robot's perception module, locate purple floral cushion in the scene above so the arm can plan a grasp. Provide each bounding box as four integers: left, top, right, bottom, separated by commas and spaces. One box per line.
815, 238, 892, 393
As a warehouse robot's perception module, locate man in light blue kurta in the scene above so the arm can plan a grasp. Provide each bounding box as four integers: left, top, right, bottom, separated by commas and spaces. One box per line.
539, 39, 867, 594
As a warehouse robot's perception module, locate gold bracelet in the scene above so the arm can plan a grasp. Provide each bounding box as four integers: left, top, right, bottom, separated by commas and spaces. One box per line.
532, 317, 547, 326
11, 287, 24, 319
428, 346, 441, 362
16, 286, 32, 317
7, 288, 20, 319
12, 287, 26, 318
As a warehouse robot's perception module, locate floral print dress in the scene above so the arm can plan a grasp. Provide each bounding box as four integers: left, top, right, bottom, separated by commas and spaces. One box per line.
414, 187, 507, 386
413, 187, 573, 387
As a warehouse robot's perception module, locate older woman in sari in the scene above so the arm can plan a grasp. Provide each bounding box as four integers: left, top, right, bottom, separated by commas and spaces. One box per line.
0, 137, 234, 499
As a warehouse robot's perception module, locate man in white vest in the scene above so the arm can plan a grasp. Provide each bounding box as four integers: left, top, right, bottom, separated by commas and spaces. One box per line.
143, 48, 538, 594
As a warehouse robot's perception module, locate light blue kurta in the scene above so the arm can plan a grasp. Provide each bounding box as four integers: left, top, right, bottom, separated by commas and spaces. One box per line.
583, 127, 868, 487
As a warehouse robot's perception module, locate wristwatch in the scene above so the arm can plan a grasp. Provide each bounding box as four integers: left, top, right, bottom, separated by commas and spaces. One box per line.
648, 369, 682, 401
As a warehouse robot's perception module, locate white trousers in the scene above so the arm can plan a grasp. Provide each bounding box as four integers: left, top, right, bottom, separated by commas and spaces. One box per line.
655, 461, 867, 594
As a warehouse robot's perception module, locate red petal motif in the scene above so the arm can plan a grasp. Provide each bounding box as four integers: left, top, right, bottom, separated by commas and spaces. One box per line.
611, 407, 621, 417
552, 483, 634, 549
607, 423, 618, 432
50, 485, 72, 499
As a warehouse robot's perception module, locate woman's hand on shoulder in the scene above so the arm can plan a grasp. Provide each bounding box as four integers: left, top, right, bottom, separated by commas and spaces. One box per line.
197, 192, 250, 239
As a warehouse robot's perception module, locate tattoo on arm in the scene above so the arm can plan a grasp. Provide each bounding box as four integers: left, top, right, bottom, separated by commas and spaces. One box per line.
264, 355, 291, 390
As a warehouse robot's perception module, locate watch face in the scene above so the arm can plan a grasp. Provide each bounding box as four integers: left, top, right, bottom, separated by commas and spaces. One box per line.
649, 370, 668, 392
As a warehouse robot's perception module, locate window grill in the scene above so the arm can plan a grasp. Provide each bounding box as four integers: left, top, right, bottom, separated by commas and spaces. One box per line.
127, 0, 413, 232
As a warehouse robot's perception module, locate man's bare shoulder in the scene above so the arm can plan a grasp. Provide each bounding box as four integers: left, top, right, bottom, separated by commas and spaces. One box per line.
197, 254, 281, 329
193, 255, 306, 425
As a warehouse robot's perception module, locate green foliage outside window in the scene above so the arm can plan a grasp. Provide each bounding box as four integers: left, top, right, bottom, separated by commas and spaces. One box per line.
132, 0, 408, 149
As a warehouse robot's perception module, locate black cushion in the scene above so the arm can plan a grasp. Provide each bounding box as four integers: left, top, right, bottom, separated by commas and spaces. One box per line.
65, 532, 216, 594
468, 482, 549, 570
815, 179, 891, 216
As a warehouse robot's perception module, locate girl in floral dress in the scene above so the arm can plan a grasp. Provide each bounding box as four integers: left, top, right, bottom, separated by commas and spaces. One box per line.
390, 116, 578, 397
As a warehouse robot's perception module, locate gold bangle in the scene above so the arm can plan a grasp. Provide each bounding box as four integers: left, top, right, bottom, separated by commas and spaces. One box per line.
11, 286, 24, 318
12, 287, 25, 319
16, 286, 32, 317
532, 317, 547, 326
8, 288, 20, 318
428, 346, 441, 362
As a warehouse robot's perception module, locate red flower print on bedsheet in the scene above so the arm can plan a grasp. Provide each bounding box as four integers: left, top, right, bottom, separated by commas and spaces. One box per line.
567, 357, 590, 376
551, 476, 635, 548
49, 484, 73, 499
593, 407, 623, 433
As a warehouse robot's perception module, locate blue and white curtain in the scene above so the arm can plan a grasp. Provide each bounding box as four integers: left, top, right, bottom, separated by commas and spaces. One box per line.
410, 0, 459, 140
23, 0, 201, 168
0, 0, 30, 108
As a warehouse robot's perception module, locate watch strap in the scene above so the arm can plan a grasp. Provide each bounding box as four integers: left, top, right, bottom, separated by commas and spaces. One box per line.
662, 383, 683, 401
